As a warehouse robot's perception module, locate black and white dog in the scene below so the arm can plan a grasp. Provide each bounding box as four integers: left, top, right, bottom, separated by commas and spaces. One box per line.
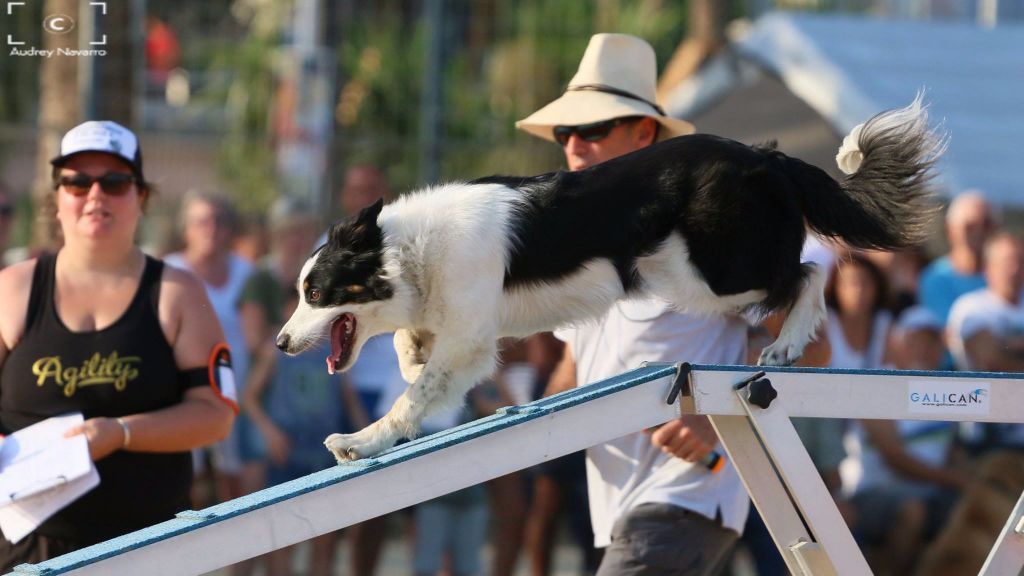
277, 98, 942, 462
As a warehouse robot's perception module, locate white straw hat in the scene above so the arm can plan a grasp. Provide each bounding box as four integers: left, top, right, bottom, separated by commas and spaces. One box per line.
516, 33, 695, 143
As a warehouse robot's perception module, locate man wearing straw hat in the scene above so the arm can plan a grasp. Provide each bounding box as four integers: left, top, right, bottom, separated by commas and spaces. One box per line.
517, 34, 748, 575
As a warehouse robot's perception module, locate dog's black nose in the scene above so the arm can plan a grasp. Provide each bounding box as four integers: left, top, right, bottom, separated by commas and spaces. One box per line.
276, 333, 290, 351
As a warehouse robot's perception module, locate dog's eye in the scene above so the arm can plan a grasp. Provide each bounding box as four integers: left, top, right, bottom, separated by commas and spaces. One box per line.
309, 289, 321, 303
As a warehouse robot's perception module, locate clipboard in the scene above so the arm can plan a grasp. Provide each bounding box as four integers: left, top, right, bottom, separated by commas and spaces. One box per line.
0, 413, 99, 543
0, 466, 99, 544
0, 413, 93, 505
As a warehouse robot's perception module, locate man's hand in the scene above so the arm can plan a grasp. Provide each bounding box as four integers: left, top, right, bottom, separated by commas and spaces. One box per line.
647, 415, 718, 462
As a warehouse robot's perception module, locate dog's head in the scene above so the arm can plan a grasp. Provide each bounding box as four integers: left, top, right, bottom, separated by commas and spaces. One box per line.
277, 199, 394, 374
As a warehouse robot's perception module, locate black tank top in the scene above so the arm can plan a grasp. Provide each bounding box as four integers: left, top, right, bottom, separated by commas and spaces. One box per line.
0, 252, 192, 543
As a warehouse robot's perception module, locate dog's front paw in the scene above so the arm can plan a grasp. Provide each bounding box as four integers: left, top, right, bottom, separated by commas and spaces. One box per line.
324, 426, 399, 463
757, 342, 803, 367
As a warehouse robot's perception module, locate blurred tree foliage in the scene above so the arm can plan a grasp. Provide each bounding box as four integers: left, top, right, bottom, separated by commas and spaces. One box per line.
204, 0, 289, 214
333, 0, 690, 194
202, 0, 695, 214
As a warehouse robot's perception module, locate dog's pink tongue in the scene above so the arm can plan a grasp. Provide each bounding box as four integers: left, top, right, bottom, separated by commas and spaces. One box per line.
327, 318, 346, 375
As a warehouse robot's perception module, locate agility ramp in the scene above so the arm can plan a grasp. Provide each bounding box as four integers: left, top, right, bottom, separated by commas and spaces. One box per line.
9, 365, 1024, 576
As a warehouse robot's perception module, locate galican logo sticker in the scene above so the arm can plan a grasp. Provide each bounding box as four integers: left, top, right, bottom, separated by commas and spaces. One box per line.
32, 352, 141, 397
908, 381, 990, 415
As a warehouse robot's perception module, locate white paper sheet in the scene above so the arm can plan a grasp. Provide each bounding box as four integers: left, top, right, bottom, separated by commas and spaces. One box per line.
0, 413, 99, 543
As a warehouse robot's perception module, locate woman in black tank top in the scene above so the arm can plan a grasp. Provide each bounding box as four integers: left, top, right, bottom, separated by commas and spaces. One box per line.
0, 121, 235, 570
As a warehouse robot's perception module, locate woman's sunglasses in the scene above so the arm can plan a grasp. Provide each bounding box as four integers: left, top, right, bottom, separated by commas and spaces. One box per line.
552, 116, 643, 146
55, 173, 137, 197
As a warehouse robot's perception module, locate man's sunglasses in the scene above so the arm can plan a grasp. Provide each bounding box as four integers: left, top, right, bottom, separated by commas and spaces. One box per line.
552, 116, 643, 146
55, 173, 137, 197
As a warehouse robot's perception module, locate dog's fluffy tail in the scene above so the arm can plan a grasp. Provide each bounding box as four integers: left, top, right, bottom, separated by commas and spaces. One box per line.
787, 93, 945, 250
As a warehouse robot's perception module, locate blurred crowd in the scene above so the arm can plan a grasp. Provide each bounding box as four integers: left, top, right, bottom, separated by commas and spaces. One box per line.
3, 165, 1023, 575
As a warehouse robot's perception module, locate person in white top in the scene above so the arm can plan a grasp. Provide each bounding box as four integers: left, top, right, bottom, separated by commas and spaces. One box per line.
164, 190, 255, 502
947, 232, 1024, 373
824, 253, 893, 370
839, 306, 967, 575
516, 33, 748, 575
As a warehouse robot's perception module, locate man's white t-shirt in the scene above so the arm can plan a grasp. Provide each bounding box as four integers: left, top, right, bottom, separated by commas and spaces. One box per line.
947, 288, 1024, 371
555, 298, 750, 547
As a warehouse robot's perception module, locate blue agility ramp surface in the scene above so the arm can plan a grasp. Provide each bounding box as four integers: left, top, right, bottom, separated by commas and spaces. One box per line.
11, 364, 683, 576
11, 364, 1024, 575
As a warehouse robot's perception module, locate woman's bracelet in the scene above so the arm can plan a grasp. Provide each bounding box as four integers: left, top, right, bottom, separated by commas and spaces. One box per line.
115, 417, 131, 449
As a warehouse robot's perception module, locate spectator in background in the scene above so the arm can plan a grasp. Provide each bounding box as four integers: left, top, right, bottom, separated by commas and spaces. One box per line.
840, 306, 967, 575
0, 183, 14, 269
372, 376, 489, 576
920, 191, 995, 322
237, 197, 345, 576
321, 165, 401, 576
947, 233, 1024, 373
145, 16, 181, 87
338, 165, 391, 218
863, 247, 931, 317
315, 164, 394, 248
165, 192, 256, 506
0, 121, 234, 569
243, 288, 365, 576
822, 252, 896, 531
825, 253, 894, 370
239, 198, 318, 360
234, 214, 269, 265
483, 341, 531, 576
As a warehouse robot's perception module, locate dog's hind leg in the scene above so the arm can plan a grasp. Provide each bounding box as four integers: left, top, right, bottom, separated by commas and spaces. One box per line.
325, 336, 498, 461
758, 264, 828, 366
394, 328, 435, 384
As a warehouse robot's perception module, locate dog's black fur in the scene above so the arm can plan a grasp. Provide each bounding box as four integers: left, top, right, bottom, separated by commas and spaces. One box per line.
476, 130, 934, 314
306, 205, 393, 308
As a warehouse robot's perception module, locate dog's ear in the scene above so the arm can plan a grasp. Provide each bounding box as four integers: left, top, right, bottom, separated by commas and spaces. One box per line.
355, 198, 384, 227
351, 198, 384, 238
328, 198, 384, 248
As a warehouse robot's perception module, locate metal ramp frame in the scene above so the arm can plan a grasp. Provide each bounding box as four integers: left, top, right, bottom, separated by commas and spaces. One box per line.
8, 364, 1024, 576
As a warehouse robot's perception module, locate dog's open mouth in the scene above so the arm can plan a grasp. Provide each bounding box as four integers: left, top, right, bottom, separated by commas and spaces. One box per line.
327, 313, 357, 375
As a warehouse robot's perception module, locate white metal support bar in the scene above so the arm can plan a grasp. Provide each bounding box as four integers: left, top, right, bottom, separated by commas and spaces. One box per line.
687, 365, 1024, 576
708, 414, 828, 575
732, 377, 869, 575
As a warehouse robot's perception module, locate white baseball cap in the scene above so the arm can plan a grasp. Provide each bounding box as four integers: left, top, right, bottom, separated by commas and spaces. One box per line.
50, 120, 145, 181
